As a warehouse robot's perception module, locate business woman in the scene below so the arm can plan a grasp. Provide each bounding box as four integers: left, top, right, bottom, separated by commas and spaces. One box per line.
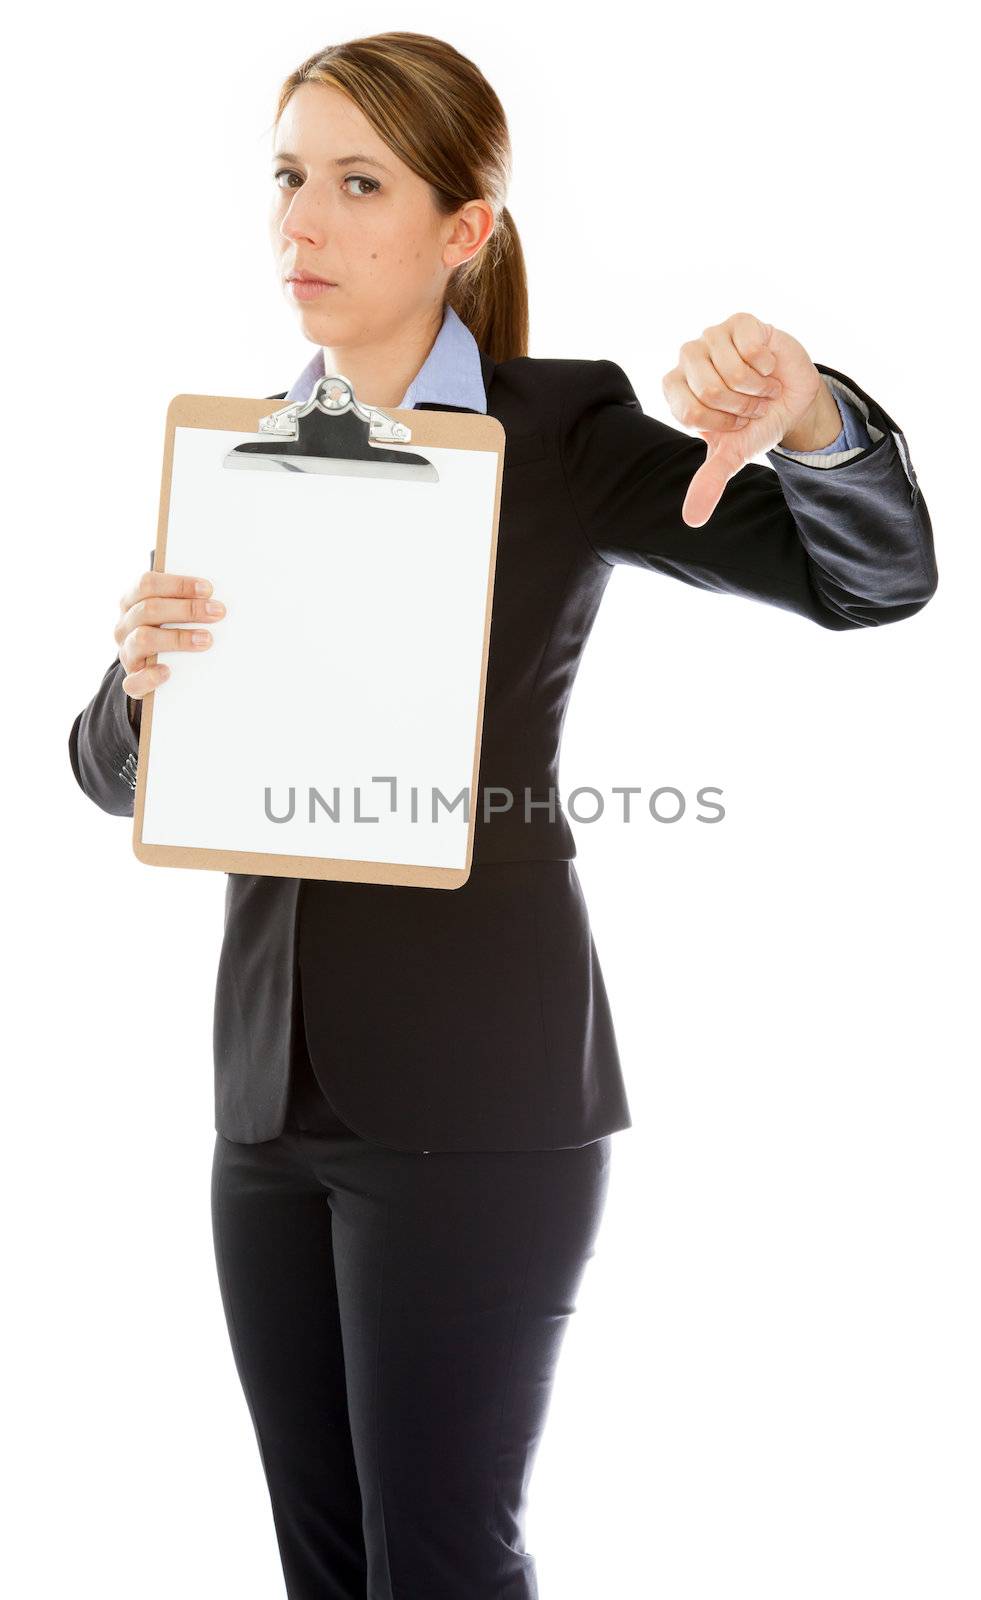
68, 30, 937, 1600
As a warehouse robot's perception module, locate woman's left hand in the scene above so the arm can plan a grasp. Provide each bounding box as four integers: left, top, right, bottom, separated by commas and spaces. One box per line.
661, 311, 838, 527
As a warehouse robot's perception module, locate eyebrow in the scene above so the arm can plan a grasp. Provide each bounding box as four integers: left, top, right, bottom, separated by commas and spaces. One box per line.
272, 150, 393, 175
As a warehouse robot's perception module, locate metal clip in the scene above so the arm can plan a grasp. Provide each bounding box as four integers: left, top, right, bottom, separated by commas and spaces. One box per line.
257, 374, 412, 445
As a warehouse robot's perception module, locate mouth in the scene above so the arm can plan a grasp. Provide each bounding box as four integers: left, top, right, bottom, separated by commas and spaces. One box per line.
285, 272, 338, 301
284, 270, 339, 300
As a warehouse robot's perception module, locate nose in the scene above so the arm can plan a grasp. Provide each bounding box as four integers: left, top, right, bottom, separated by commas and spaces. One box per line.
279, 187, 326, 249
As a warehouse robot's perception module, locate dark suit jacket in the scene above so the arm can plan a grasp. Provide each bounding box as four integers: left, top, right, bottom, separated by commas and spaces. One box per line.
69, 351, 937, 1149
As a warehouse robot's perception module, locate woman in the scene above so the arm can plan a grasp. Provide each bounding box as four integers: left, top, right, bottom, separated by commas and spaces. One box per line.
68, 30, 937, 1600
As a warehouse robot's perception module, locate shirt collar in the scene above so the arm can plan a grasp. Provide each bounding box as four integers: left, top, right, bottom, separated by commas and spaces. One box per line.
281, 301, 487, 413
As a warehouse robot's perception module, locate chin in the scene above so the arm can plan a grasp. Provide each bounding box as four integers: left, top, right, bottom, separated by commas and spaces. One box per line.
294, 306, 343, 343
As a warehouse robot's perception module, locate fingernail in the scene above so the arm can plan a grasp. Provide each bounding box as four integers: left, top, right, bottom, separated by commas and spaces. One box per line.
192, 631, 211, 645
204, 600, 224, 615
195, 580, 212, 595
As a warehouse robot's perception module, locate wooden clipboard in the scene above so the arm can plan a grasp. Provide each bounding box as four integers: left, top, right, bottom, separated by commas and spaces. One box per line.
132, 374, 505, 889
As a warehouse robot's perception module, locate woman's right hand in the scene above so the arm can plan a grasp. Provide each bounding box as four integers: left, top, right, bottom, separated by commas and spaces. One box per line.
116, 570, 227, 705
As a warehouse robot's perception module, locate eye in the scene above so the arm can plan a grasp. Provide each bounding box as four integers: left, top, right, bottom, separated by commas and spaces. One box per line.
272, 170, 381, 198
342, 174, 381, 198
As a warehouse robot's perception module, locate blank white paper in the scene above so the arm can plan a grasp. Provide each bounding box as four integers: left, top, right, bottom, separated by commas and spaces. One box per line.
140, 425, 499, 870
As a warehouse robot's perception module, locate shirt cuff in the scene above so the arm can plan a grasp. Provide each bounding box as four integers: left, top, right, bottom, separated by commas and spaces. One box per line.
769, 373, 874, 467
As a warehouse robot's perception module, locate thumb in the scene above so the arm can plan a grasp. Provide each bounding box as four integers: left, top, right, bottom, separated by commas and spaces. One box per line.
682, 434, 740, 528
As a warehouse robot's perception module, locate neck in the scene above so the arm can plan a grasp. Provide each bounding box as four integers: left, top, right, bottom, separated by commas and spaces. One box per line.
320, 304, 445, 408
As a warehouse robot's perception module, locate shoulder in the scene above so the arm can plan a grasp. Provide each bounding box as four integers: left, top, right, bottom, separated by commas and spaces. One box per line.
491, 353, 640, 410
486, 356, 646, 457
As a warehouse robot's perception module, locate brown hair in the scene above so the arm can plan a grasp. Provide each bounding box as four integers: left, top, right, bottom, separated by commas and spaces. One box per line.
273, 31, 528, 362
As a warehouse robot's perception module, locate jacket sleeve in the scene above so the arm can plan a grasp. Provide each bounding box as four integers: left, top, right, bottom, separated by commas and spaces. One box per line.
68, 543, 155, 817
68, 654, 140, 817
558, 358, 938, 630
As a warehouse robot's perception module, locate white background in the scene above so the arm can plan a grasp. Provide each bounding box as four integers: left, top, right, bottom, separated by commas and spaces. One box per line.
7, 3, 977, 1596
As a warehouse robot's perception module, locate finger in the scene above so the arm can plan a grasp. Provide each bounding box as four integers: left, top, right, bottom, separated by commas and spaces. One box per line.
680, 344, 779, 423
726, 311, 779, 378
663, 365, 762, 432
114, 589, 226, 647
705, 321, 783, 398
118, 569, 216, 615
120, 661, 171, 700
119, 622, 216, 672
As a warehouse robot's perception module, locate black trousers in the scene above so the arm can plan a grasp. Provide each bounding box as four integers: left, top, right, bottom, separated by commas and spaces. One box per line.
210, 962, 614, 1599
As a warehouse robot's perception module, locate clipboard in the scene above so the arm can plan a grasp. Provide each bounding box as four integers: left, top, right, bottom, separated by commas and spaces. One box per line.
132, 372, 505, 889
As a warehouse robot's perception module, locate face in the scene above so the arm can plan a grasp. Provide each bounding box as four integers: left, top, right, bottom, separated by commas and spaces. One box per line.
270, 80, 491, 348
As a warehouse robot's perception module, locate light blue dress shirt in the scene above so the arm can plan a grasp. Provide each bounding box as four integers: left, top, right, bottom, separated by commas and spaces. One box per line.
283, 300, 872, 462
282, 302, 487, 412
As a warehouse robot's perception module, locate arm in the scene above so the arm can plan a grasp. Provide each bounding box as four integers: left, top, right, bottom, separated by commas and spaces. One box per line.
559, 359, 937, 629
